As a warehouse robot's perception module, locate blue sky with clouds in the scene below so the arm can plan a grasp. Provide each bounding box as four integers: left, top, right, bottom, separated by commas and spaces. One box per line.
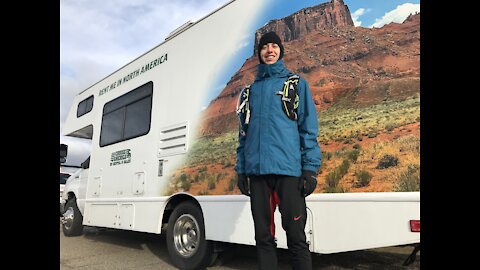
60, 0, 420, 166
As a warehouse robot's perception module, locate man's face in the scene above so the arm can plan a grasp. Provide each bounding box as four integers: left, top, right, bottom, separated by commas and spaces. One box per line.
260, 43, 280, 64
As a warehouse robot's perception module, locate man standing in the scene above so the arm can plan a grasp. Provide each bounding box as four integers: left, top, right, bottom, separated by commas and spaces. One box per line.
236, 31, 322, 270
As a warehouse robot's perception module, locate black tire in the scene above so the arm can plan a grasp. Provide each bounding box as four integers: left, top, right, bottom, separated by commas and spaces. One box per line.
166, 201, 215, 270
62, 198, 84, 236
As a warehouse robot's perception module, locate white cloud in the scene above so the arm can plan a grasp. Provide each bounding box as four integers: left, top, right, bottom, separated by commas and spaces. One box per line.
233, 34, 252, 53
60, 0, 229, 161
369, 3, 420, 28
351, 8, 367, 27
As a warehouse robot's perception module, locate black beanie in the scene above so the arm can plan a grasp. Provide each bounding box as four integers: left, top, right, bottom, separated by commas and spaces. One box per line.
257, 31, 284, 64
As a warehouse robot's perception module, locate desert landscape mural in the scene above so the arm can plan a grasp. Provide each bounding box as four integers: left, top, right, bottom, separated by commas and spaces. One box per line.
166, 0, 420, 195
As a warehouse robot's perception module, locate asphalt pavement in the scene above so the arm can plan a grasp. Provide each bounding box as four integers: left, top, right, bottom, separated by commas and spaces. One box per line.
60, 223, 420, 269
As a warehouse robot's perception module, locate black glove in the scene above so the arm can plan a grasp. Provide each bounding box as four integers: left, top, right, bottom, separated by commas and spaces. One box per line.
298, 170, 317, 197
237, 174, 250, 196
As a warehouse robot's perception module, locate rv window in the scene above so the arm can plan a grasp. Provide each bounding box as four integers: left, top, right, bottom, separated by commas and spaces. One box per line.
77, 95, 94, 117
100, 81, 153, 146
124, 96, 152, 138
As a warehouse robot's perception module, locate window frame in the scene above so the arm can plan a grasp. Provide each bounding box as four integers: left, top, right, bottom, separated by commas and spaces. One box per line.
76, 95, 94, 117
99, 81, 153, 147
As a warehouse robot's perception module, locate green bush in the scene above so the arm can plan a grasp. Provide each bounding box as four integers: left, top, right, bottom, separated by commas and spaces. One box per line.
376, 154, 399, 169
325, 159, 350, 188
355, 170, 372, 187
385, 123, 396, 132
207, 177, 216, 190
325, 169, 341, 188
394, 165, 420, 191
180, 175, 191, 191
339, 160, 350, 175
347, 149, 360, 163
216, 173, 224, 181
228, 176, 236, 191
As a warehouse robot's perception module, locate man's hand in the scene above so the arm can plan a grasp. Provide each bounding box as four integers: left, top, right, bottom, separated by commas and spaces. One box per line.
237, 174, 250, 196
298, 170, 317, 197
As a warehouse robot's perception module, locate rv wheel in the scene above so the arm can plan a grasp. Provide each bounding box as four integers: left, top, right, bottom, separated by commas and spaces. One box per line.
62, 198, 84, 236
166, 201, 215, 270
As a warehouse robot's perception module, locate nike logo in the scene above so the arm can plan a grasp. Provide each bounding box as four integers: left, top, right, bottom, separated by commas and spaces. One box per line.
294, 215, 301, 221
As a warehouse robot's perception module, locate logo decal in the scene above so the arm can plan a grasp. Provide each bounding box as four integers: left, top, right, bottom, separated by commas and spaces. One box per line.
110, 149, 131, 166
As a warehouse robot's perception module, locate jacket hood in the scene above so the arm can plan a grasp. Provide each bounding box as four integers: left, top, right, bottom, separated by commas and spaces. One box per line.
255, 60, 292, 81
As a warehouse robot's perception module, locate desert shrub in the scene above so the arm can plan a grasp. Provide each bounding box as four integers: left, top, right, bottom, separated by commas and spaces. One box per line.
338, 160, 350, 175
385, 123, 396, 132
198, 172, 207, 182
325, 159, 350, 188
355, 170, 372, 187
228, 176, 236, 191
207, 177, 216, 190
397, 135, 420, 153
180, 175, 191, 191
216, 173, 225, 181
376, 154, 399, 169
325, 170, 341, 188
347, 149, 360, 163
394, 165, 420, 191
323, 151, 332, 161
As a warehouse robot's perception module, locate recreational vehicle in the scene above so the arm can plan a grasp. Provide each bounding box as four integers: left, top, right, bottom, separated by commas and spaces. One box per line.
61, 0, 420, 269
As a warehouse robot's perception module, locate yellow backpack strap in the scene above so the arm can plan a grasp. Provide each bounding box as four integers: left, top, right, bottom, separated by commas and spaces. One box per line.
277, 75, 300, 120
236, 85, 251, 136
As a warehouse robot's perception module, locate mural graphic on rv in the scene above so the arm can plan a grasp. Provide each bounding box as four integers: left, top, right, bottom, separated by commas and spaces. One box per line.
166, 0, 420, 196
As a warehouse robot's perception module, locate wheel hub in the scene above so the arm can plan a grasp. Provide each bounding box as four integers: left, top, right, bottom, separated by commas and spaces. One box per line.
173, 214, 200, 258
63, 207, 74, 230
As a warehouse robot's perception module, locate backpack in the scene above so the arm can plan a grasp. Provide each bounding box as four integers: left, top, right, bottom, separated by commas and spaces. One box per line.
236, 74, 300, 136
236, 85, 251, 137
276, 74, 300, 121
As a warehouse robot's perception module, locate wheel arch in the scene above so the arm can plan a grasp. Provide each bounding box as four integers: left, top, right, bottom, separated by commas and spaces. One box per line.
162, 193, 202, 226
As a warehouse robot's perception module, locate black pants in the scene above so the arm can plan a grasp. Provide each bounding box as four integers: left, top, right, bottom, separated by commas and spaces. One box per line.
249, 174, 312, 270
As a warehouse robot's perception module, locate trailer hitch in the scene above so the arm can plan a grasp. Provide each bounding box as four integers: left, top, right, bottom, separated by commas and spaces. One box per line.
403, 243, 420, 266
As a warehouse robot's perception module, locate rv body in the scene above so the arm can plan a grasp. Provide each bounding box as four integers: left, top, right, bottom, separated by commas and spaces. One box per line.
61, 0, 420, 268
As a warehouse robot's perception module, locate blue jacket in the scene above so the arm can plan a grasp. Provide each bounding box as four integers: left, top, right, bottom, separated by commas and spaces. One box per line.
236, 60, 321, 176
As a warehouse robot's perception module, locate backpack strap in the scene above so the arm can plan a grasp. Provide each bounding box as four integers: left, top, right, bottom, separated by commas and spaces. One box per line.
236, 85, 251, 137
276, 75, 300, 121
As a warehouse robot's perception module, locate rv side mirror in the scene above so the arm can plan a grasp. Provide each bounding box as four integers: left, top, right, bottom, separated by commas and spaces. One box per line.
60, 144, 68, 164
81, 156, 90, 169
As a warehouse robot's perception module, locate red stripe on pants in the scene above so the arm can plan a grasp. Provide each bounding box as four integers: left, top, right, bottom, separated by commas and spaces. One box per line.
269, 188, 281, 237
